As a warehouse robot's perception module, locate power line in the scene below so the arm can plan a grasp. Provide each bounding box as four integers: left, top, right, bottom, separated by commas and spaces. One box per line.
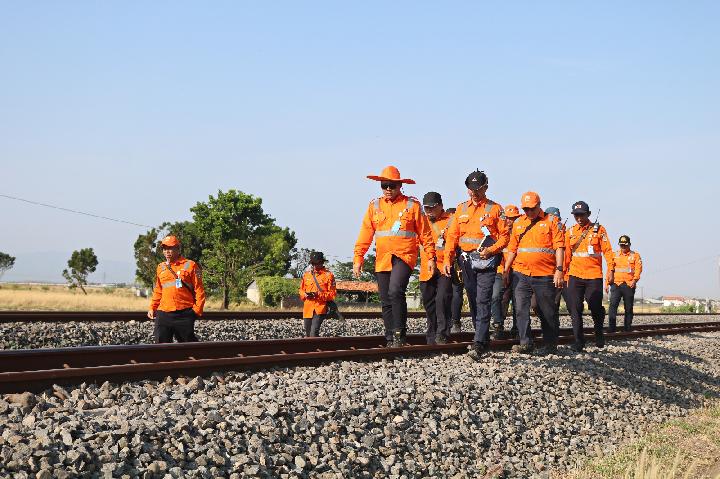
0, 193, 152, 229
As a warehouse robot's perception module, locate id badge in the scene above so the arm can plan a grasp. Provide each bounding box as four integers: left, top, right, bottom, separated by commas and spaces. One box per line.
588, 245, 594, 254
391, 220, 401, 233
437, 237, 445, 249
175, 276, 182, 289
481, 225, 492, 236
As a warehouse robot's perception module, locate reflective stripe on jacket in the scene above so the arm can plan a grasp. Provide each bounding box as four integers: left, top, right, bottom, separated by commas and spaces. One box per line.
507, 212, 564, 276
354, 194, 435, 272
150, 257, 206, 316
299, 267, 337, 318
443, 198, 509, 269
609, 250, 642, 285
564, 224, 615, 280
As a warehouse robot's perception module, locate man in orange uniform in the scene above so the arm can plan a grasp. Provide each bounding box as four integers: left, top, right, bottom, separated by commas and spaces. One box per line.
606, 235, 642, 332
299, 251, 337, 337
443, 170, 509, 359
491, 204, 521, 339
148, 235, 206, 343
503, 192, 565, 354
446, 207, 466, 334
419, 192, 454, 344
564, 201, 615, 352
354, 166, 436, 347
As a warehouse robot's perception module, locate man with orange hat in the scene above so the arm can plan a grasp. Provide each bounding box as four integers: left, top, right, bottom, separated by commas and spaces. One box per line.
564, 200, 615, 352
354, 166, 436, 347
148, 235, 206, 343
443, 170, 509, 359
606, 235, 642, 332
503, 192, 565, 354
419, 191, 454, 344
491, 204, 521, 338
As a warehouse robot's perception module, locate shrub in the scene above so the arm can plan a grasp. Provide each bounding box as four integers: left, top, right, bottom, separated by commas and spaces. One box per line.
256, 276, 301, 307
660, 304, 695, 313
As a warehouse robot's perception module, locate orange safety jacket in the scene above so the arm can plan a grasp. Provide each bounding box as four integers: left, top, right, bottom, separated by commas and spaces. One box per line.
299, 267, 337, 318
608, 250, 642, 286
354, 194, 435, 272
150, 257, 206, 316
507, 212, 564, 277
419, 211, 453, 281
564, 224, 614, 280
443, 198, 509, 268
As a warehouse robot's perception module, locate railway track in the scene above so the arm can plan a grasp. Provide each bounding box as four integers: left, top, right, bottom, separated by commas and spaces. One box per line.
1, 321, 718, 394
0, 310, 716, 322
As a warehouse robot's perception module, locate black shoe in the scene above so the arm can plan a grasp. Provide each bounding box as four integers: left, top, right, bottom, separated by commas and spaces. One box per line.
467, 342, 489, 360
492, 324, 505, 340
595, 336, 605, 348
511, 343, 533, 354
393, 331, 408, 347
537, 343, 558, 355
450, 321, 462, 334
435, 335, 448, 345
570, 343, 585, 353
386, 340, 396, 348
509, 327, 519, 339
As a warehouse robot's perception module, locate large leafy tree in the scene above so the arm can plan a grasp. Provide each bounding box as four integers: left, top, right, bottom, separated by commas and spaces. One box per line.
331, 252, 376, 282
62, 248, 98, 294
191, 190, 297, 308
0, 252, 15, 280
133, 221, 204, 287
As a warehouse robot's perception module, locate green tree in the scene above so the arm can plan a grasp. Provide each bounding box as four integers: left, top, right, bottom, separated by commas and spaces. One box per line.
133, 221, 205, 287
62, 248, 98, 294
331, 252, 377, 282
190, 190, 297, 308
0, 252, 15, 280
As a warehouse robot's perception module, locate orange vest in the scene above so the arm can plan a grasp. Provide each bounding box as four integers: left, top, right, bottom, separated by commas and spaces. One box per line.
419, 212, 453, 281
150, 258, 206, 316
610, 250, 642, 285
564, 224, 615, 280
354, 195, 435, 272
299, 267, 337, 318
508, 213, 564, 276
444, 198, 509, 266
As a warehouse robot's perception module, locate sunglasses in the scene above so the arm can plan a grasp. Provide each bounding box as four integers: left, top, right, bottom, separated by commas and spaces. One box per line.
381, 182, 401, 190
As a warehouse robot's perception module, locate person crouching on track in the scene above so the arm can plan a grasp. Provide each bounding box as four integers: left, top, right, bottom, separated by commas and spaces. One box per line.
299, 251, 337, 337
354, 166, 436, 347
419, 192, 454, 344
606, 235, 642, 332
443, 170, 509, 360
503, 192, 565, 355
147, 235, 206, 343
565, 201, 615, 352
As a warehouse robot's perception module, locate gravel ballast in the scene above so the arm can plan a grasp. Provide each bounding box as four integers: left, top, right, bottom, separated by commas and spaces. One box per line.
1, 331, 719, 478
1, 314, 717, 349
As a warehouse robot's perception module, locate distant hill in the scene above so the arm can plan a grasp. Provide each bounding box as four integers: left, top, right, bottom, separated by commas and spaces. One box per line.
0, 251, 135, 284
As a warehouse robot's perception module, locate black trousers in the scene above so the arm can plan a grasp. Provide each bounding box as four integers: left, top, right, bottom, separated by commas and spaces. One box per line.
608, 283, 636, 332
451, 279, 464, 323
458, 254, 496, 345
567, 276, 605, 347
501, 277, 517, 331
154, 308, 198, 343
534, 286, 563, 330
304, 314, 325, 337
513, 272, 559, 346
376, 255, 412, 341
420, 271, 453, 343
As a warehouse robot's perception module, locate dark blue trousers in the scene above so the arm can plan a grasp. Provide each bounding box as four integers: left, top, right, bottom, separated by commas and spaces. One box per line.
458, 253, 496, 345
512, 272, 559, 346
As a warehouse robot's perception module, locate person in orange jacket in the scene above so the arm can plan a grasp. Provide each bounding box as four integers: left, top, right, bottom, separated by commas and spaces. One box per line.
299, 251, 337, 337
491, 204, 521, 339
148, 235, 206, 343
419, 192, 454, 344
354, 166, 436, 347
606, 235, 643, 332
503, 192, 565, 354
564, 201, 615, 352
442, 170, 510, 360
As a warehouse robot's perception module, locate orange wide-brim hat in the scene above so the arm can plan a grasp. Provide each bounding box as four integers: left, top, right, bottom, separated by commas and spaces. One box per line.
367, 165, 416, 184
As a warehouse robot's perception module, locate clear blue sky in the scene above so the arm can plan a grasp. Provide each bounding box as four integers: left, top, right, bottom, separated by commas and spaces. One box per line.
1, 2, 719, 299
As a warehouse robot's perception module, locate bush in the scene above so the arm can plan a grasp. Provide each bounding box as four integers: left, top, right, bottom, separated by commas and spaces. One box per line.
660, 304, 695, 313
256, 276, 301, 307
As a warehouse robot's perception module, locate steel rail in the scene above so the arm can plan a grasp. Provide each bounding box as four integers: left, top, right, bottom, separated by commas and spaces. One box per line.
0, 322, 718, 394
0, 310, 717, 323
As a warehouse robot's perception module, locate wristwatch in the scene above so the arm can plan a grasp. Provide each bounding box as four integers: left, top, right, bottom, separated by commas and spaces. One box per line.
555, 266, 563, 271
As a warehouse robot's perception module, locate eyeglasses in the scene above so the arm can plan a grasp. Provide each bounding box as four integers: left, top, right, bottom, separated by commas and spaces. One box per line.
381, 182, 400, 190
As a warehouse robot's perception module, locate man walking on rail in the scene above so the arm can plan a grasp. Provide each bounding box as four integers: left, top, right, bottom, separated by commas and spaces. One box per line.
354, 166, 436, 347
299, 251, 337, 337
564, 201, 615, 352
443, 170, 510, 360
419, 192, 454, 344
503, 192, 565, 354
606, 235, 643, 332
148, 235, 206, 343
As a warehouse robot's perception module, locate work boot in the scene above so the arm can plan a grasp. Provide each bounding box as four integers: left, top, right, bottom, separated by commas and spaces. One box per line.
536, 343, 558, 355
492, 323, 505, 340
509, 326, 519, 339
511, 343, 533, 354
435, 335, 448, 345
450, 321, 462, 334
595, 335, 605, 348
467, 342, 488, 361
570, 343, 585, 353
393, 330, 407, 347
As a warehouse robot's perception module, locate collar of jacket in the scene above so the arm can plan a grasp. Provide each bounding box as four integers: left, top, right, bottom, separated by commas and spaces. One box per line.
166, 257, 187, 266
430, 211, 450, 223
382, 194, 408, 204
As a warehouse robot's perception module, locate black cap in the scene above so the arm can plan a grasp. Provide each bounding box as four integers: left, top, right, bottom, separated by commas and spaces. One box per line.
465, 170, 488, 190
309, 251, 326, 264
446, 207, 456, 214
571, 201, 590, 215
422, 191, 443, 207
618, 235, 631, 245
